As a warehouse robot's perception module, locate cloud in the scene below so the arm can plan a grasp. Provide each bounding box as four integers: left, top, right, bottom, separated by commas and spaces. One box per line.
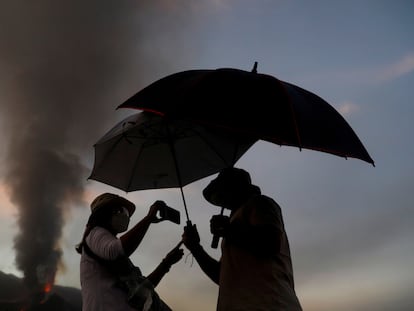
298, 52, 414, 88
337, 101, 360, 116
0, 0, 206, 291
375, 53, 414, 82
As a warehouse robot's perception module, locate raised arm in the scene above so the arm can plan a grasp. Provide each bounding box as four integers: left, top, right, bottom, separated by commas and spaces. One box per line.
119, 200, 164, 257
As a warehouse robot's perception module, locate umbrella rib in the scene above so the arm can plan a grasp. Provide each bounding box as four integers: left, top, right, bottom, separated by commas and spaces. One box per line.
126, 137, 146, 192
90, 136, 124, 179
189, 126, 235, 167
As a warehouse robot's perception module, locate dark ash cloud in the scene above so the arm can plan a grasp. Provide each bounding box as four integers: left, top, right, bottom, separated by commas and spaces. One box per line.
0, 0, 200, 289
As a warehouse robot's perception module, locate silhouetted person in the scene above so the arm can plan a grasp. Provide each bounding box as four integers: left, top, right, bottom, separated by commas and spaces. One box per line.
77, 193, 183, 311
182, 168, 302, 311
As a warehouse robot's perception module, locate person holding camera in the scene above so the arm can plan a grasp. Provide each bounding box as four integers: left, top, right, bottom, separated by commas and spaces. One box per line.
182, 168, 302, 311
77, 193, 184, 311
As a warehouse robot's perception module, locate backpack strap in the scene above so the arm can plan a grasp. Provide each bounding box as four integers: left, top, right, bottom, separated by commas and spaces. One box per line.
82, 233, 142, 277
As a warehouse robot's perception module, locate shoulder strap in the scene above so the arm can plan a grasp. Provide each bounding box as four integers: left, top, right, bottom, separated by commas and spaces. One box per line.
83, 232, 142, 277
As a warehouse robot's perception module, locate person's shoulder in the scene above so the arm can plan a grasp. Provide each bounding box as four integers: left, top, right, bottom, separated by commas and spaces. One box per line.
87, 226, 114, 242
244, 194, 284, 226
250, 195, 283, 219
90, 226, 111, 234
249, 194, 281, 209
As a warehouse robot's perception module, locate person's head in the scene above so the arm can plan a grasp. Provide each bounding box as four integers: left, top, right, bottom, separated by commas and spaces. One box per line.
202, 167, 260, 210
88, 193, 136, 234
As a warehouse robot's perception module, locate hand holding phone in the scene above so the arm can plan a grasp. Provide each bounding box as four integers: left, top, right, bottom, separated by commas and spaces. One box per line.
158, 204, 181, 224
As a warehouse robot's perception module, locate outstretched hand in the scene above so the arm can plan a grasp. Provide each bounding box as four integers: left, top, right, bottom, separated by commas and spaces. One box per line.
163, 241, 184, 266
147, 241, 184, 287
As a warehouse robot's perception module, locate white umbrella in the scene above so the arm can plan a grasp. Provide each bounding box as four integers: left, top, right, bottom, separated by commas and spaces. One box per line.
89, 111, 256, 222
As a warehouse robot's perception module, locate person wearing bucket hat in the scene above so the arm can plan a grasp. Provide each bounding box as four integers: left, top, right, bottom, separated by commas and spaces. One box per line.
182, 168, 302, 311
77, 193, 184, 311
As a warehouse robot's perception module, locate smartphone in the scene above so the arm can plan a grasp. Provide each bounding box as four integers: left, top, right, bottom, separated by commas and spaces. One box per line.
159, 205, 181, 225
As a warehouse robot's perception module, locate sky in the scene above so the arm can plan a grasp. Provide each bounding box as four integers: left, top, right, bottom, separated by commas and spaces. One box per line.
0, 0, 413, 310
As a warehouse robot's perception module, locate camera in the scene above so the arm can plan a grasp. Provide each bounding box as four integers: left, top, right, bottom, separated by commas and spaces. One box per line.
159, 204, 180, 225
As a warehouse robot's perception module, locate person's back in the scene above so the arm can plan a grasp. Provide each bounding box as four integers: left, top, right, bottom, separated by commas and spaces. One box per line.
182, 168, 303, 311
80, 226, 136, 311
217, 194, 302, 311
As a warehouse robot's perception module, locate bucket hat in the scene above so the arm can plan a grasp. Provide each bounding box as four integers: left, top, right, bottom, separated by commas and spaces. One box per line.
203, 167, 253, 205
90, 193, 136, 216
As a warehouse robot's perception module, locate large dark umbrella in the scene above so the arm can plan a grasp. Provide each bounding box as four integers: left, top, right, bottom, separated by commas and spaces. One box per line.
119, 64, 374, 165
89, 111, 256, 222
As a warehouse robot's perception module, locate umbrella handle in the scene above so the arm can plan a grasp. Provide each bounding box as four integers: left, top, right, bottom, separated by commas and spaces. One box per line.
211, 208, 224, 249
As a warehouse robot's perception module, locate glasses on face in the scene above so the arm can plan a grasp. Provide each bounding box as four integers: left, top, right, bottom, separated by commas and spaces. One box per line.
112, 206, 130, 217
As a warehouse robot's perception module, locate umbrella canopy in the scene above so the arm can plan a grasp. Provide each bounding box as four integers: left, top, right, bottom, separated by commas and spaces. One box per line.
119, 66, 374, 165
89, 112, 256, 221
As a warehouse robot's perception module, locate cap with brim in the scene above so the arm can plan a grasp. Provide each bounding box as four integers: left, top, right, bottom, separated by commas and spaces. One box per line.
90, 193, 136, 216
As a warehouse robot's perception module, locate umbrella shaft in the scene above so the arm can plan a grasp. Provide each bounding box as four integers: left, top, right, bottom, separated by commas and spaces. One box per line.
179, 186, 190, 221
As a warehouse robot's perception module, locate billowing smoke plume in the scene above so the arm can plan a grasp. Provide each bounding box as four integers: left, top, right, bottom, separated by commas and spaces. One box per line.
0, 0, 199, 290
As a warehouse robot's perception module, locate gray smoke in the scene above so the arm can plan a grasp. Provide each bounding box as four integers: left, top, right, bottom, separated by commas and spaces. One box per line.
0, 0, 199, 289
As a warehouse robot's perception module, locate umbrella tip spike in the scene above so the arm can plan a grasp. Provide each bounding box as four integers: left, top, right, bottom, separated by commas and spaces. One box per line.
251, 61, 258, 73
